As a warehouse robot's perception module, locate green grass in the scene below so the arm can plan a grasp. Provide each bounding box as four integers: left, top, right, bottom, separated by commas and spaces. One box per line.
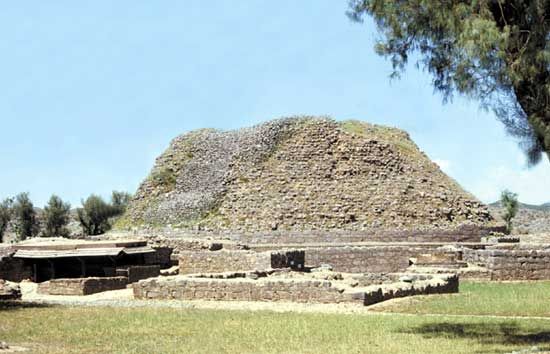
377, 281, 550, 317
1, 303, 550, 353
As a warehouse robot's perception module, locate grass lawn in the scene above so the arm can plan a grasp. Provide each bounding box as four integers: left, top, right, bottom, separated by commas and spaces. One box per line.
376, 281, 550, 317
2, 281, 550, 353
0, 303, 549, 353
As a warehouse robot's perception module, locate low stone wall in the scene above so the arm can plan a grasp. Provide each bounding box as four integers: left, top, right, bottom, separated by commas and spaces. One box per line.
134, 277, 358, 304
361, 274, 459, 305
111, 224, 504, 244
305, 246, 425, 273
464, 246, 550, 280
179, 250, 305, 274
41, 276, 128, 296
133, 273, 458, 306
116, 265, 160, 283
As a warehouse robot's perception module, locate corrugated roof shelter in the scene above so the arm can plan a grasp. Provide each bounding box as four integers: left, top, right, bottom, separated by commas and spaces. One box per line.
14, 240, 154, 259
11, 239, 157, 282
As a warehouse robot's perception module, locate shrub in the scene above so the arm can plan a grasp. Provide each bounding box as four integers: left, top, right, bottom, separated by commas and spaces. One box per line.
150, 168, 176, 191
12, 193, 39, 240
43, 195, 71, 237
111, 191, 132, 214
501, 190, 519, 234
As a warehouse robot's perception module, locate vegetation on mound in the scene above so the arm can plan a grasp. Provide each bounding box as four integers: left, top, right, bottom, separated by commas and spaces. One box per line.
121, 116, 494, 232
339, 119, 419, 157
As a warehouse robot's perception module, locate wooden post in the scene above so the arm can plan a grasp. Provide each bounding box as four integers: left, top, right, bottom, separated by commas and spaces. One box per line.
33, 263, 38, 283
78, 257, 86, 277
47, 259, 55, 279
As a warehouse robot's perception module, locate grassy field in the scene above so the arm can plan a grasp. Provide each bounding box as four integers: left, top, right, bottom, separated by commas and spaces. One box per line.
376, 281, 550, 317
1, 281, 550, 353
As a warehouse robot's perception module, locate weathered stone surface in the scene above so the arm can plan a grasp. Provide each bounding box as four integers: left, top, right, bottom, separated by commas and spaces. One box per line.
0, 256, 31, 282
305, 246, 421, 273
40, 277, 128, 296
116, 265, 160, 283
464, 245, 550, 280
133, 273, 458, 306
179, 250, 304, 274
0, 279, 21, 300
121, 117, 496, 234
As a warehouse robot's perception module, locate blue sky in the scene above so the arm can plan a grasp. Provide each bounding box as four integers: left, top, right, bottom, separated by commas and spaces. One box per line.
1, 1, 548, 207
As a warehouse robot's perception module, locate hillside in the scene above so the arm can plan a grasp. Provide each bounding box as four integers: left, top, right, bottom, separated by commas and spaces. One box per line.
489, 202, 550, 234
120, 117, 494, 232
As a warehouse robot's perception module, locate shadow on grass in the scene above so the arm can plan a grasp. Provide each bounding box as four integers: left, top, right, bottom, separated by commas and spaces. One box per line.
0, 300, 57, 311
405, 322, 550, 352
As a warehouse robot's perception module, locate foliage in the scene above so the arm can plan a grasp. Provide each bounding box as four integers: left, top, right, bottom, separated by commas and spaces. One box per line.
348, 0, 550, 165
12, 192, 39, 240
43, 195, 71, 237
111, 190, 132, 214
501, 189, 519, 233
77, 191, 132, 235
150, 167, 177, 191
0, 198, 13, 243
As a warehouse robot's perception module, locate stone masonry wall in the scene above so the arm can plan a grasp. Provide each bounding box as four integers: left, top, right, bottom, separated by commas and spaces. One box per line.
133, 273, 458, 306
0, 257, 31, 282
134, 277, 360, 304
305, 246, 424, 273
44, 277, 128, 296
179, 250, 304, 274
464, 247, 550, 280
116, 265, 160, 283
227, 225, 502, 244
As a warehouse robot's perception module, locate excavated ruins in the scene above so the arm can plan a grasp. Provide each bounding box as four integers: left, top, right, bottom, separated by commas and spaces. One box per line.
2, 117, 549, 308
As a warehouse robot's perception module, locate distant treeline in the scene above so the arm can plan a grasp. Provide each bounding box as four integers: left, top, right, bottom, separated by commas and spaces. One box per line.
0, 191, 132, 243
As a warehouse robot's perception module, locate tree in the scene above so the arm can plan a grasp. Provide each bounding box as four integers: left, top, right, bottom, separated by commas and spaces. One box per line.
500, 189, 519, 233
77, 195, 116, 235
77, 192, 132, 236
348, 1, 550, 165
0, 198, 13, 243
43, 195, 71, 237
12, 193, 39, 240
111, 191, 132, 215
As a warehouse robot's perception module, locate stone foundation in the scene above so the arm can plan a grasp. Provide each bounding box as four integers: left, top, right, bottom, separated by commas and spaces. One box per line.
305, 246, 418, 273
464, 246, 550, 280
179, 250, 305, 274
133, 273, 458, 306
39, 276, 128, 296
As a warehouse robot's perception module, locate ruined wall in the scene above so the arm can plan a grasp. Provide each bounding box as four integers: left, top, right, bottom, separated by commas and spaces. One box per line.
123, 117, 496, 233
133, 273, 458, 306
116, 265, 160, 283
0, 257, 31, 282
179, 250, 304, 274
464, 247, 550, 280
228, 225, 501, 244
111, 224, 503, 246
43, 277, 128, 295
134, 277, 360, 304
305, 246, 424, 273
